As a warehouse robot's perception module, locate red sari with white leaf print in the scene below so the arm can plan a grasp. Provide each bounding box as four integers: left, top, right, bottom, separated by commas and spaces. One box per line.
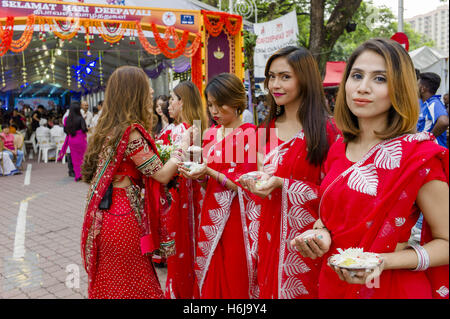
156, 123, 175, 145
318, 132, 449, 299
169, 122, 189, 146
162, 121, 200, 299
257, 119, 340, 299
81, 123, 173, 299
195, 123, 260, 298
164, 175, 203, 299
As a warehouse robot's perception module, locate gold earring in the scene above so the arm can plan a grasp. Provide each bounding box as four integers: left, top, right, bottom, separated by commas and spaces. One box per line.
276, 105, 281, 115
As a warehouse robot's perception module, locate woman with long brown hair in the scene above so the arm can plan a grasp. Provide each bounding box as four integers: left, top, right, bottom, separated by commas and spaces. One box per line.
80, 66, 190, 299
237, 46, 340, 299
153, 95, 172, 138
292, 38, 448, 299
164, 80, 208, 299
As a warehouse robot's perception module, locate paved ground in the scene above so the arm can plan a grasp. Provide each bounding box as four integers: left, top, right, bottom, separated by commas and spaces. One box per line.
0, 156, 167, 299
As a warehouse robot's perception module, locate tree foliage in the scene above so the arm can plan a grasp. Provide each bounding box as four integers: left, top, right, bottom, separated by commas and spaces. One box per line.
328, 1, 435, 61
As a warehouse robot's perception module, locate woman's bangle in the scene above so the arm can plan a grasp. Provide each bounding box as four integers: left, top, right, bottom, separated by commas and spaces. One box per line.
170, 149, 184, 162
197, 175, 209, 183
408, 243, 430, 271
221, 175, 228, 188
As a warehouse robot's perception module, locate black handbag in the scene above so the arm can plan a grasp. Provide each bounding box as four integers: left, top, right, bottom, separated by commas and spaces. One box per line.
98, 183, 113, 210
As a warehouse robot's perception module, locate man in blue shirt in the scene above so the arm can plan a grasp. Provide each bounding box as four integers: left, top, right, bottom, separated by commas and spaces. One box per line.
417, 72, 449, 148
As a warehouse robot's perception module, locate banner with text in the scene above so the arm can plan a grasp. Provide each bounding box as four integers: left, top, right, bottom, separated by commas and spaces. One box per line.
253, 10, 298, 79
0, 0, 200, 33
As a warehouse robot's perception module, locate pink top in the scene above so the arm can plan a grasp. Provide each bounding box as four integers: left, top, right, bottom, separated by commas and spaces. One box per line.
0, 132, 15, 150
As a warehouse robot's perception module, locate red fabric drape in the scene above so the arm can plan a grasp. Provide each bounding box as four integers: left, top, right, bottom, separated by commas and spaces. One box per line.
256, 119, 340, 299
195, 123, 259, 298
318, 133, 449, 299
165, 178, 203, 299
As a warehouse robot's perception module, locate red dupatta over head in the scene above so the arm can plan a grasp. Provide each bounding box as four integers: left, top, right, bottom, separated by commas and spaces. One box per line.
319, 132, 449, 299
81, 123, 172, 290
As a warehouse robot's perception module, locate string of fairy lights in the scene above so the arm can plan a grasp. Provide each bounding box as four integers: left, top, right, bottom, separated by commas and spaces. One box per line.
1, 28, 192, 93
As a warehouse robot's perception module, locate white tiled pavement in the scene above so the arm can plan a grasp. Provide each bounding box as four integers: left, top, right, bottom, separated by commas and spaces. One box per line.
0, 157, 167, 299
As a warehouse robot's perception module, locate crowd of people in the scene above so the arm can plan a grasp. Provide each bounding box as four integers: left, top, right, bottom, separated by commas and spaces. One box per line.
74, 38, 448, 300
0, 99, 104, 179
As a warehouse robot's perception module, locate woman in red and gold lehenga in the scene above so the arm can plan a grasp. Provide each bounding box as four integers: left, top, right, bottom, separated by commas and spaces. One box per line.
237, 46, 339, 299
179, 73, 260, 298
81, 66, 190, 299
292, 39, 449, 299
164, 81, 208, 299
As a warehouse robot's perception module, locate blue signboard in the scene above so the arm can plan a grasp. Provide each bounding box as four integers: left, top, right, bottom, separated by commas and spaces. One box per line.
181, 14, 195, 25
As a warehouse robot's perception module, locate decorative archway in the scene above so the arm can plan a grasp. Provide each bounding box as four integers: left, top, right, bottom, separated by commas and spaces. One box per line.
0, 0, 244, 95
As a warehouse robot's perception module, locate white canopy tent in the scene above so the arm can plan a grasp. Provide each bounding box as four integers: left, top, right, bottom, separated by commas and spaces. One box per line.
1, 0, 228, 108
78, 0, 213, 11
410, 46, 449, 97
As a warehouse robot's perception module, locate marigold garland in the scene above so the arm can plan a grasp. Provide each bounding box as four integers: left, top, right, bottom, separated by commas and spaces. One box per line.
202, 10, 242, 37
43, 17, 81, 41
56, 18, 78, 32
203, 15, 225, 37
95, 21, 131, 44
224, 15, 242, 35
183, 34, 202, 58
1, 16, 35, 55
0, 17, 15, 56
10, 15, 35, 52
1, 14, 203, 59
191, 47, 202, 94
136, 22, 162, 55
151, 23, 189, 59
136, 22, 201, 59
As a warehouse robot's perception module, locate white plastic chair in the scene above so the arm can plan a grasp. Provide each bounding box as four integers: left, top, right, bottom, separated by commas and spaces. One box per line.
24, 131, 38, 159
36, 134, 56, 163
53, 135, 67, 164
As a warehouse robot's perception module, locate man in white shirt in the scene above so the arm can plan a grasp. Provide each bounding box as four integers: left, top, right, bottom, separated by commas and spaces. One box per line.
80, 99, 93, 128
36, 118, 56, 159
36, 118, 51, 140
242, 108, 254, 124
50, 118, 65, 142
90, 100, 103, 129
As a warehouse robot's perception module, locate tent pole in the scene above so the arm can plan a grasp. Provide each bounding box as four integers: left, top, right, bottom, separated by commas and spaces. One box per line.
398, 0, 404, 32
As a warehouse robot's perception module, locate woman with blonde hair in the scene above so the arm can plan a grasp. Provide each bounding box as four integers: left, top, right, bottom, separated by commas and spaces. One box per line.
80, 66, 190, 299
168, 81, 208, 145
292, 38, 449, 299
164, 80, 208, 299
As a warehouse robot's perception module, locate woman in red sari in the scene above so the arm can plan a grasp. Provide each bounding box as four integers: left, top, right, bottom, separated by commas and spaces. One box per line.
237, 46, 339, 299
80, 66, 190, 299
179, 73, 260, 298
164, 81, 208, 299
153, 95, 173, 143
292, 38, 449, 299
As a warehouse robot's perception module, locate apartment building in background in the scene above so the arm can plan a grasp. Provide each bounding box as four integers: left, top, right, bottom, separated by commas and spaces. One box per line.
406, 5, 449, 54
